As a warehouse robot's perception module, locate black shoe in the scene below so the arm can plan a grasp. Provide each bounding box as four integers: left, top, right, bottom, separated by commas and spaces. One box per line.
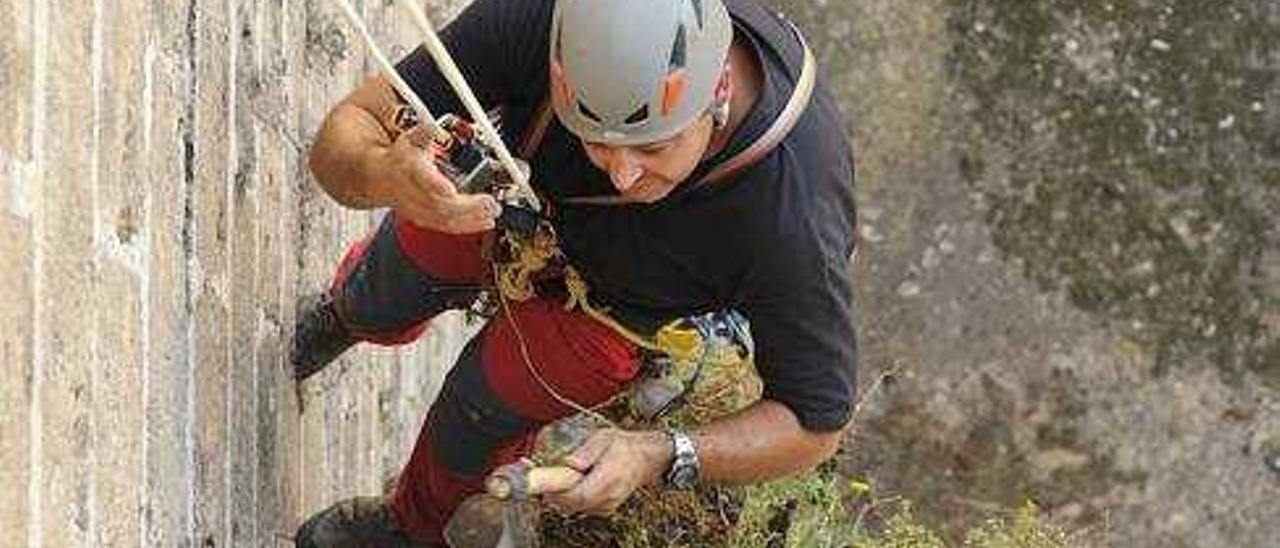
292, 293, 358, 381
295, 496, 430, 547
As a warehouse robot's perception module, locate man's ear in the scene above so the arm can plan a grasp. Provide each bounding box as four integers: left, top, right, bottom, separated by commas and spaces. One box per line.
714, 63, 733, 103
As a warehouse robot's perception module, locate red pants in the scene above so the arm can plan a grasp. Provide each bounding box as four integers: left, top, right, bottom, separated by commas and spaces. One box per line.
328, 213, 640, 544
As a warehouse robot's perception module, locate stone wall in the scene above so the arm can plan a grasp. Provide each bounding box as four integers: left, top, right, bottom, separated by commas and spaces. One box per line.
0, 1, 471, 546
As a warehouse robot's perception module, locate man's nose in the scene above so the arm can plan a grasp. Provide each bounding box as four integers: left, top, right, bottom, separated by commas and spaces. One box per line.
607, 150, 643, 191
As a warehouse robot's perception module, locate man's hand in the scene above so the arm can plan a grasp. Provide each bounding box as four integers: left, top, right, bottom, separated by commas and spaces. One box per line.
309, 76, 503, 230
374, 125, 501, 234
541, 428, 672, 516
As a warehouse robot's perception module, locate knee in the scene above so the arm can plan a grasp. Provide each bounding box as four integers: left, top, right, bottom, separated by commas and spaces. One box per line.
428, 340, 537, 476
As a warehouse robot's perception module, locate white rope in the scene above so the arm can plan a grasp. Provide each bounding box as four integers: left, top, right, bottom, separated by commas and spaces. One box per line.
326, 0, 449, 142
394, 0, 540, 209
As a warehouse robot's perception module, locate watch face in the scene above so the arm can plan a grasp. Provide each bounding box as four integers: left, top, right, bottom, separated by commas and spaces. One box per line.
666, 430, 699, 489
669, 463, 698, 489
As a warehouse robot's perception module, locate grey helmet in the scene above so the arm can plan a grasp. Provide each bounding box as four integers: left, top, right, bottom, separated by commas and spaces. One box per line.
549, 0, 734, 146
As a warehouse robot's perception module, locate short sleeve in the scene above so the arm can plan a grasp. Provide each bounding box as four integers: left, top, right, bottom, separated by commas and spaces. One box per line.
392, 0, 553, 114
742, 242, 858, 432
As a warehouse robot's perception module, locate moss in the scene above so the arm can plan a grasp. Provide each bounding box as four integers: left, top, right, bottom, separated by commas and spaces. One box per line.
947, 0, 1279, 385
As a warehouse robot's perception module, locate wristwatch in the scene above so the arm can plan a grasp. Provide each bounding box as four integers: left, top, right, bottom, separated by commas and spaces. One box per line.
664, 429, 700, 489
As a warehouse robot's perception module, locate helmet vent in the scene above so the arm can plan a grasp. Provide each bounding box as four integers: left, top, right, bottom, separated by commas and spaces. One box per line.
690, 0, 704, 28
577, 100, 603, 124
669, 24, 687, 69
624, 104, 650, 125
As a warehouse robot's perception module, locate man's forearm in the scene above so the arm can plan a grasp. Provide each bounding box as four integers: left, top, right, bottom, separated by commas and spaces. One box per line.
686, 399, 843, 485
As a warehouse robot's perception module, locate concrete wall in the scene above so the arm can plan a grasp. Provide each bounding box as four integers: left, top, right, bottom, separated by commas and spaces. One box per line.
0, 1, 471, 546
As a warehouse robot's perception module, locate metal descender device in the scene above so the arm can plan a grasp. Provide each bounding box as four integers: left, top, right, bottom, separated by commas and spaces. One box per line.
328, 0, 543, 238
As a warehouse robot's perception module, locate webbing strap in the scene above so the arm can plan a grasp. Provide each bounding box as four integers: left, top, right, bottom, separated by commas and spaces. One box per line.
696, 25, 817, 187
518, 22, 817, 204
518, 100, 556, 160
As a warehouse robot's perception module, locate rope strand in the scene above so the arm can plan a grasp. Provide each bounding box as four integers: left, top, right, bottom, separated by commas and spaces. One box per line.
491, 264, 617, 428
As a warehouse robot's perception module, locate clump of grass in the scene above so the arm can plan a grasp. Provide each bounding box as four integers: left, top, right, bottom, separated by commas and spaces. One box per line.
728, 466, 862, 547
853, 504, 946, 548
963, 503, 1069, 548
540, 456, 1070, 547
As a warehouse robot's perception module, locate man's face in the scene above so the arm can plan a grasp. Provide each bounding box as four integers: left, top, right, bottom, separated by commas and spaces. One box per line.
580, 114, 716, 203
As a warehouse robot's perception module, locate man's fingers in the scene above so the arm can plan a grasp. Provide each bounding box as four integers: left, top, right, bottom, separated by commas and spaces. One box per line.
405, 149, 459, 197
540, 485, 578, 511
543, 432, 620, 513
400, 124, 438, 150
440, 214, 496, 234
544, 474, 604, 514
450, 193, 502, 220
393, 170, 499, 233
426, 194, 500, 234
391, 132, 505, 233
566, 431, 615, 471
545, 461, 628, 516
568, 469, 613, 509
399, 203, 495, 234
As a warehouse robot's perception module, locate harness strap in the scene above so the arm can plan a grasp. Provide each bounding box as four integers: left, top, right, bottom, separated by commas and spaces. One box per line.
561, 266, 706, 362
697, 26, 817, 187
518, 100, 556, 161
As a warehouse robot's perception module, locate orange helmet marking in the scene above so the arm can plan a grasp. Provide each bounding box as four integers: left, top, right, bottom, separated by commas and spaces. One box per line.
661, 69, 688, 117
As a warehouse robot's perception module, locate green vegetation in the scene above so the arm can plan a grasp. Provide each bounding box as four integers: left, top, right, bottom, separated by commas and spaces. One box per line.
535, 359, 1070, 547
540, 463, 1070, 547
964, 503, 1070, 548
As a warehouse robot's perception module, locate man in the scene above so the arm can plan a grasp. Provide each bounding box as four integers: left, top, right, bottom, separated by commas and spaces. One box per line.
294, 0, 858, 545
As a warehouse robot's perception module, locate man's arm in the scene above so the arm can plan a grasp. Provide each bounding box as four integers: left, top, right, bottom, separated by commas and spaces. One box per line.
690, 399, 842, 481
542, 399, 841, 516
308, 76, 499, 233
308, 77, 408, 208
308, 0, 551, 229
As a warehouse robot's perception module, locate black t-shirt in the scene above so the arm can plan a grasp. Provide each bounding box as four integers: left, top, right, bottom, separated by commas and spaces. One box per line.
396, 0, 858, 432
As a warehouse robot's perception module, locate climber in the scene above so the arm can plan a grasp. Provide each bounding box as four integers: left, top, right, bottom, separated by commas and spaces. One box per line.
292, 0, 858, 545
